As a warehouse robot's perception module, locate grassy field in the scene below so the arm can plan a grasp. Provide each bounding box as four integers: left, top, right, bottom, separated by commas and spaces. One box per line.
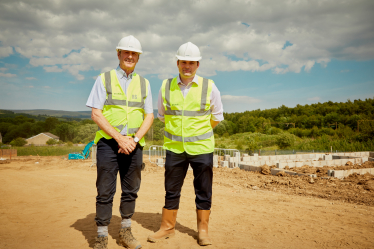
10, 131, 373, 157
214, 132, 374, 152
13, 145, 87, 157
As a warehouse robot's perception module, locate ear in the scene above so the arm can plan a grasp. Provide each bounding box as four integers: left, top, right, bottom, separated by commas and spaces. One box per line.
197, 61, 200, 68
177, 60, 179, 66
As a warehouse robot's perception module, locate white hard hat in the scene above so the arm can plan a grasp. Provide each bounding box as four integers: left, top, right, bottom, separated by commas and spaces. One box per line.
175, 42, 201, 61
116, 35, 143, 54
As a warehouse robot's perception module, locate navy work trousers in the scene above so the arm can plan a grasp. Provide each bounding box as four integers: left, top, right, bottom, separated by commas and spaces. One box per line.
95, 138, 143, 226
164, 150, 213, 210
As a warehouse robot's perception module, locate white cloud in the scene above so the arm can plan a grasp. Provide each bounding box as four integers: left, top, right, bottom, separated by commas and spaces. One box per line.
340, 69, 350, 73
307, 97, 321, 101
0, 0, 373, 80
43, 66, 63, 72
0, 67, 7, 71
26, 77, 37, 80
0, 46, 13, 58
0, 72, 16, 78
25, 85, 34, 88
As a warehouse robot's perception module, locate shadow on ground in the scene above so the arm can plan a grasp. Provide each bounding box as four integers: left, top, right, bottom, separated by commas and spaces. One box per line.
132, 211, 197, 240
70, 213, 121, 248
71, 212, 197, 248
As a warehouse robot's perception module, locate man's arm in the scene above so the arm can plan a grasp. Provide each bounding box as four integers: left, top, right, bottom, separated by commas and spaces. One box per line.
210, 82, 224, 129
135, 113, 154, 141
118, 113, 154, 154
91, 108, 136, 154
157, 87, 165, 123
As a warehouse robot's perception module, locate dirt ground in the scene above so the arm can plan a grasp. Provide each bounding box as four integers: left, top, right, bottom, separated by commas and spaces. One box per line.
0, 156, 374, 249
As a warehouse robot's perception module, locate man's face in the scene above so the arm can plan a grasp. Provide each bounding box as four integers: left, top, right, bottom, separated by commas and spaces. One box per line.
177, 60, 199, 79
117, 50, 139, 71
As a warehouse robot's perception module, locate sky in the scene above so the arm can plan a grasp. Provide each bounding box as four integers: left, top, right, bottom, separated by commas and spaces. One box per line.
0, 0, 373, 113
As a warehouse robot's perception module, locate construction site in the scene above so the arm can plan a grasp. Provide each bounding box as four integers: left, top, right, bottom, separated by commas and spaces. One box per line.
0, 148, 373, 248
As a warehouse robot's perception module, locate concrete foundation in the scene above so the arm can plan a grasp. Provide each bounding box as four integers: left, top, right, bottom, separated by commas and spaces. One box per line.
156, 158, 164, 167
237, 151, 374, 179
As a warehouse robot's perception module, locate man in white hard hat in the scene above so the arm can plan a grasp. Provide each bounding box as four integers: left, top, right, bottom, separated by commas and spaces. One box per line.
148, 42, 223, 246
86, 35, 154, 249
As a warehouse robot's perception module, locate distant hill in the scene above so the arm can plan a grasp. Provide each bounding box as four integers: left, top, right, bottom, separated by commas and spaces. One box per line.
9, 109, 92, 119
7, 109, 159, 119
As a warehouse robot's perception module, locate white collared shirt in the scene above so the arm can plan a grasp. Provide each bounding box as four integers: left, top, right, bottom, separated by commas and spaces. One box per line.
157, 74, 224, 122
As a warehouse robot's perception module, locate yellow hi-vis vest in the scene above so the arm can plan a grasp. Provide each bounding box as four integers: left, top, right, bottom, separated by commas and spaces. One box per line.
162, 76, 214, 155
94, 69, 149, 146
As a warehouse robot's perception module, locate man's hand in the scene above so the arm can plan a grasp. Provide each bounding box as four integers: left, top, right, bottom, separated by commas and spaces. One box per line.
117, 136, 136, 155
91, 108, 137, 155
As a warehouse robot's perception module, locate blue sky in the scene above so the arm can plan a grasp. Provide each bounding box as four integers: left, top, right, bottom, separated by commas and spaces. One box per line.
1, 0, 373, 113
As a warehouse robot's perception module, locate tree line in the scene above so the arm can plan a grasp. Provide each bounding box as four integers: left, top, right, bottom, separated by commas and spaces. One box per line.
0, 112, 96, 145
214, 98, 374, 140
1, 98, 373, 147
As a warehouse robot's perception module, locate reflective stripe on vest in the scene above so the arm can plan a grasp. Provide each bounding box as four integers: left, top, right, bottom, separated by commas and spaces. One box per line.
164, 130, 214, 142
97, 125, 139, 135
164, 78, 211, 116
103, 71, 147, 108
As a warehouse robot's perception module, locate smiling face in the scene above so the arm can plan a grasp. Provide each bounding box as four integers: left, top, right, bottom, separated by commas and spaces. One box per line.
117, 50, 139, 72
177, 60, 199, 80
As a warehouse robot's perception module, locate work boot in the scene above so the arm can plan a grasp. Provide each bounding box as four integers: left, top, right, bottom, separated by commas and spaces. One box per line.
119, 227, 142, 249
93, 236, 108, 249
147, 208, 178, 242
197, 209, 212, 246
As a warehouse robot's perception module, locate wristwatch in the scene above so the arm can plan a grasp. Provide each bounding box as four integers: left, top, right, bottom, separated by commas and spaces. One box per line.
133, 136, 139, 143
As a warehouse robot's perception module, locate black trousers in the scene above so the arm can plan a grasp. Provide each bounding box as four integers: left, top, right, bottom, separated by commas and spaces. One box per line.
164, 150, 213, 210
95, 138, 143, 226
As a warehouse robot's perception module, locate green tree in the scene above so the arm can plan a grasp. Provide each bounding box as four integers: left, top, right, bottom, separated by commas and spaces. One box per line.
46, 138, 58, 145
74, 124, 97, 143
10, 137, 27, 147
44, 117, 59, 131
276, 133, 296, 149
53, 123, 76, 142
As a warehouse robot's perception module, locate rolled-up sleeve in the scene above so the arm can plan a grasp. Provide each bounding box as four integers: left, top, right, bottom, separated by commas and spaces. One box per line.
144, 83, 153, 114
157, 87, 165, 122
210, 83, 224, 122
86, 76, 106, 110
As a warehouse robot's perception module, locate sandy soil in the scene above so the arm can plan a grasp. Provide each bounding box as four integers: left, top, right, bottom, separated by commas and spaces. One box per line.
0, 156, 374, 249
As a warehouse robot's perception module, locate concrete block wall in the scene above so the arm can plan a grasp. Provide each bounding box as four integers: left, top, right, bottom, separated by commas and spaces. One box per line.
229, 162, 238, 168
221, 161, 229, 167
328, 168, 374, 179
271, 168, 317, 177
156, 158, 164, 167
324, 155, 332, 160
235, 151, 374, 171
213, 155, 219, 168
242, 164, 262, 172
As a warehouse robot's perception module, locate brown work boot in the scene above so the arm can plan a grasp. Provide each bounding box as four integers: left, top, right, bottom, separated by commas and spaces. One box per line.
197, 209, 212, 246
119, 227, 142, 249
147, 208, 178, 242
93, 236, 108, 249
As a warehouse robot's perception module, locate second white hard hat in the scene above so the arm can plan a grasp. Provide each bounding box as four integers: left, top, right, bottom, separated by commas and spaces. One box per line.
176, 42, 201, 61
116, 35, 143, 54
